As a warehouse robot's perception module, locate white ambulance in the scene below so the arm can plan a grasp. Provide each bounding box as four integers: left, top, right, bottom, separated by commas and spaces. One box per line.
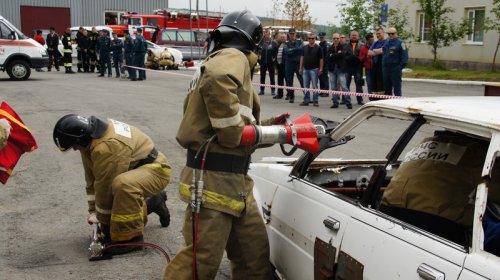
0, 15, 49, 80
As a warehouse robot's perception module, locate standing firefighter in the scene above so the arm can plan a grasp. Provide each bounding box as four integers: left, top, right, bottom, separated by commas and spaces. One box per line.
75, 26, 84, 72
61, 28, 75, 74
123, 30, 135, 79
53, 115, 171, 254
164, 10, 280, 280
97, 30, 112, 77
88, 27, 99, 73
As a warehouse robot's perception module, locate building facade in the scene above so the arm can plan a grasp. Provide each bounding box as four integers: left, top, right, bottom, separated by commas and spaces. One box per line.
386, 0, 499, 70
0, 0, 166, 37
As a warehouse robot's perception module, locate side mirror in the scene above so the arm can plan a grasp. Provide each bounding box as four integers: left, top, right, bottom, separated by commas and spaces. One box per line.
8, 30, 15, 40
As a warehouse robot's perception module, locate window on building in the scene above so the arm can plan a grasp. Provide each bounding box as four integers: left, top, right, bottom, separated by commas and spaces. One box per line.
418, 12, 431, 42
467, 8, 485, 43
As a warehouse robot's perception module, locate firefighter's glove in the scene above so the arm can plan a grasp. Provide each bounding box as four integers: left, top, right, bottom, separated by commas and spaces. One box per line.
87, 213, 98, 225
0, 119, 11, 138
273, 112, 291, 125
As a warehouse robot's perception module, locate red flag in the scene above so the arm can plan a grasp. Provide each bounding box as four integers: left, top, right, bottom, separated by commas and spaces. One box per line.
0, 102, 38, 184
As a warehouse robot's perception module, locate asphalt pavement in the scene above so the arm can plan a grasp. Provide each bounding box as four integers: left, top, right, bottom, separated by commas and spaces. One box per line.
0, 68, 484, 280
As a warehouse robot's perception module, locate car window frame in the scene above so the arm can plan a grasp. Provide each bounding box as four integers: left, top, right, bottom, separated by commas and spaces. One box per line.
292, 106, 496, 249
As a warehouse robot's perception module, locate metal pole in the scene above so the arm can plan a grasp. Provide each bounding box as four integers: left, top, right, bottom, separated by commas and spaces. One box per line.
189, 0, 193, 61
206, 0, 209, 32
166, 0, 169, 8
197, 0, 201, 62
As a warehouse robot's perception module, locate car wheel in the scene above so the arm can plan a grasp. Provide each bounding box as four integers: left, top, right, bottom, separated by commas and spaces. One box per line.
7, 60, 31, 81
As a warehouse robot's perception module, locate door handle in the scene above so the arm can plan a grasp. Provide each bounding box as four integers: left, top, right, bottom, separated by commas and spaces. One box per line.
417, 263, 445, 280
323, 217, 340, 231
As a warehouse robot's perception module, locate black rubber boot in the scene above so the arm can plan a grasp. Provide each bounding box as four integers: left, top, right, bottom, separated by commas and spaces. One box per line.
146, 191, 170, 227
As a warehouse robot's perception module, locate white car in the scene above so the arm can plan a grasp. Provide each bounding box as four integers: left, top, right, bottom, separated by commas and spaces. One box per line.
250, 97, 500, 280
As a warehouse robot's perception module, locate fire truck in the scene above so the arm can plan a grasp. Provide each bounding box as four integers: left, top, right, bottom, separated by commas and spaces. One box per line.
108, 9, 222, 40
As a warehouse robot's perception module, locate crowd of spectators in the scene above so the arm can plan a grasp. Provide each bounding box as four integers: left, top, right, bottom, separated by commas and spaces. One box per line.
257, 26, 409, 108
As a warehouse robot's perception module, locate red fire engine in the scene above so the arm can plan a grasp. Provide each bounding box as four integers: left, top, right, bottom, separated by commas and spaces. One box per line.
108, 9, 222, 40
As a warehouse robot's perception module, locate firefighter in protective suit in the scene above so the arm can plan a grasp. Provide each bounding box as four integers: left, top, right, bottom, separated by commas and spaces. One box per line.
53, 115, 171, 254
158, 48, 175, 70
145, 49, 160, 69
381, 131, 500, 244
164, 10, 282, 280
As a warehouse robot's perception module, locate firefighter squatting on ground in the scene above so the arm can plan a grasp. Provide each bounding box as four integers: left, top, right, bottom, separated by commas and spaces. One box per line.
51, 10, 328, 280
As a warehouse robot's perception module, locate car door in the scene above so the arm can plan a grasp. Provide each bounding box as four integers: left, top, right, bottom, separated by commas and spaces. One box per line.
0, 20, 19, 66
252, 159, 351, 280
459, 132, 500, 279
338, 208, 466, 280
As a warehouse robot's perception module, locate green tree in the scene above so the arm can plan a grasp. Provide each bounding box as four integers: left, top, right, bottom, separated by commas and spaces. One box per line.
284, 0, 312, 30
388, 2, 414, 41
270, 0, 283, 26
415, 0, 468, 67
339, 0, 384, 36
284, 0, 302, 28
484, 0, 500, 70
297, 0, 312, 31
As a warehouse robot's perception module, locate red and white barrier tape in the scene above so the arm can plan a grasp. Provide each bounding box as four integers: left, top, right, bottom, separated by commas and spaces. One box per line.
124, 65, 404, 99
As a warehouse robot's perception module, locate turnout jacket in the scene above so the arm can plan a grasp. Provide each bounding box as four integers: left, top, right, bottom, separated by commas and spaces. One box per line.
176, 48, 268, 217
80, 119, 170, 223
61, 33, 72, 51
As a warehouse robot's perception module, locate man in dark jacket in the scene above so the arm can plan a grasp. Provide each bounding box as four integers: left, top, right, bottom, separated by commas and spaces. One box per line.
327, 33, 351, 109
345, 30, 364, 105
133, 28, 148, 81
111, 32, 124, 78
284, 28, 304, 103
96, 30, 112, 77
46, 27, 60, 72
75, 27, 84, 72
318, 32, 330, 97
258, 29, 278, 96
88, 27, 99, 73
123, 30, 135, 79
77, 30, 91, 72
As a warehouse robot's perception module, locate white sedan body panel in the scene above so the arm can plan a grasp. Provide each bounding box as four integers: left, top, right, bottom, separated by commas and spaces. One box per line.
252, 163, 350, 279
250, 97, 500, 280
341, 212, 465, 280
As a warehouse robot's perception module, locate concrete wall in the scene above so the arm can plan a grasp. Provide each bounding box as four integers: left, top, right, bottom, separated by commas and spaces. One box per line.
385, 0, 499, 69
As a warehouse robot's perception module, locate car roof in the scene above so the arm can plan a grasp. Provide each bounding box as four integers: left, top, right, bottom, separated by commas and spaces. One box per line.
366, 96, 500, 130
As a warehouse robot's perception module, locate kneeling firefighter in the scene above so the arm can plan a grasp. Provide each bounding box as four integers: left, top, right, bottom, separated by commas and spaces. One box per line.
53, 115, 172, 254
164, 10, 324, 280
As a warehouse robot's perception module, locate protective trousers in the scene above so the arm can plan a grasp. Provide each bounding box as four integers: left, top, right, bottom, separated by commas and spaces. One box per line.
77, 50, 82, 71
383, 66, 402, 96
284, 61, 304, 101
134, 52, 146, 80
163, 200, 272, 280
97, 163, 171, 241
99, 54, 112, 76
125, 53, 135, 79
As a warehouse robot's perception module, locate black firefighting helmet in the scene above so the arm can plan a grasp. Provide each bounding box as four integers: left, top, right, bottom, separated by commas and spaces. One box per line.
211, 10, 263, 53
53, 114, 108, 151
